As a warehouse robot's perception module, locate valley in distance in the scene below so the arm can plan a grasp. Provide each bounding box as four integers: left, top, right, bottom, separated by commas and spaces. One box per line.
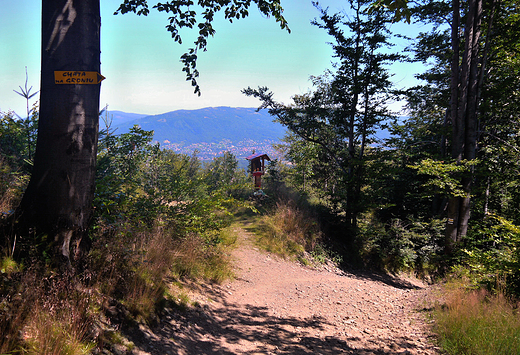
107, 106, 287, 168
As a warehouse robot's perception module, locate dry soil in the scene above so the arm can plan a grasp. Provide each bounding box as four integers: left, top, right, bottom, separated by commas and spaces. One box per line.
123, 223, 441, 355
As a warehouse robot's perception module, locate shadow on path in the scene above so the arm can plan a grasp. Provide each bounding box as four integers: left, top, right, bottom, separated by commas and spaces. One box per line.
241, 221, 422, 292
124, 285, 431, 354
121, 222, 434, 354
345, 269, 423, 290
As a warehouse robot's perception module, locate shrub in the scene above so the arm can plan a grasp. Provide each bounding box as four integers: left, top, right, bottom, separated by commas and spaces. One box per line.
0, 156, 29, 216
459, 214, 520, 296
358, 212, 444, 273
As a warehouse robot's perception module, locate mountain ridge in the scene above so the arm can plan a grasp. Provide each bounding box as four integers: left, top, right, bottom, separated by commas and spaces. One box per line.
106, 106, 287, 161
108, 106, 285, 144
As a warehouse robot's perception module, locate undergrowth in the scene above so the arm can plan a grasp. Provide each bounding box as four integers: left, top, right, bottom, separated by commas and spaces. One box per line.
433, 286, 520, 355
0, 223, 237, 354
0, 268, 97, 355
0, 123, 245, 354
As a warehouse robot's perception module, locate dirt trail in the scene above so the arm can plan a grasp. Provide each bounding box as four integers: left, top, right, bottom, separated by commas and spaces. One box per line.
125, 224, 441, 355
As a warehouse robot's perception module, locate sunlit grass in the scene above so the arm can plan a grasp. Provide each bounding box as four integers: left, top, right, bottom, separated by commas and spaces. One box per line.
433, 287, 520, 355
23, 307, 95, 355
253, 200, 324, 261
169, 231, 235, 283
0, 256, 21, 274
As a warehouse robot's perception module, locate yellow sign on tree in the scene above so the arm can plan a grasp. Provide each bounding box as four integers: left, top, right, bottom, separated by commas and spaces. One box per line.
54, 71, 105, 84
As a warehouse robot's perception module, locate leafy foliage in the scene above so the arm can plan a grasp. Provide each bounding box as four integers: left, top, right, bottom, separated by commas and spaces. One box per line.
409, 159, 479, 198
358, 213, 444, 273
0, 108, 38, 174
457, 215, 520, 294
204, 150, 249, 197
94, 115, 248, 240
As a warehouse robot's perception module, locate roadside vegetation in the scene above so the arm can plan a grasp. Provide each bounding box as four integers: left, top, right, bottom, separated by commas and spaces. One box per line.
0, 109, 249, 354
433, 282, 520, 355
0, 101, 337, 354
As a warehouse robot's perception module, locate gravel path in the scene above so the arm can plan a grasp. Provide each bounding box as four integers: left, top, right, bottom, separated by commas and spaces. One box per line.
124, 224, 441, 355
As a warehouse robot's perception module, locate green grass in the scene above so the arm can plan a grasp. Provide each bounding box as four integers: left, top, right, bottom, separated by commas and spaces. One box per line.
0, 256, 21, 274
255, 228, 306, 258
433, 288, 520, 355
250, 200, 326, 262
169, 232, 235, 283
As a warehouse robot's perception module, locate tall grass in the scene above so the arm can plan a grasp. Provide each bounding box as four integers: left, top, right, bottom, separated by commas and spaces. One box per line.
0, 270, 96, 355
90, 224, 234, 322
0, 223, 236, 353
23, 305, 95, 355
255, 200, 325, 261
434, 287, 520, 355
123, 228, 176, 321
0, 157, 28, 214
170, 230, 235, 283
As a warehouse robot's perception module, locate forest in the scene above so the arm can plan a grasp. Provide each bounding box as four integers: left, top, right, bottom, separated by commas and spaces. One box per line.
1, 0, 520, 353
243, 0, 520, 292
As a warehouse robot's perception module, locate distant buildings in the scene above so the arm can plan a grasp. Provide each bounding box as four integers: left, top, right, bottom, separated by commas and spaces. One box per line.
160, 139, 285, 165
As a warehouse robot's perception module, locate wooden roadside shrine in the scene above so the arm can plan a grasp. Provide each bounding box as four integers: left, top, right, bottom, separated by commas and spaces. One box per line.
246, 152, 271, 190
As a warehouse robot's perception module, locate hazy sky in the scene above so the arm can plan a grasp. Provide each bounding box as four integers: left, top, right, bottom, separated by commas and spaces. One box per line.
1, 0, 424, 116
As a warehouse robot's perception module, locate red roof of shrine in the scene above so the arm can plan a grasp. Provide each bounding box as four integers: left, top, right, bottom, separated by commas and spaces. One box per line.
245, 153, 271, 161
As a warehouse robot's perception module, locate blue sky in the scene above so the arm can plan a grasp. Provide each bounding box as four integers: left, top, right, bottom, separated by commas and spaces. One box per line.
1, 0, 424, 116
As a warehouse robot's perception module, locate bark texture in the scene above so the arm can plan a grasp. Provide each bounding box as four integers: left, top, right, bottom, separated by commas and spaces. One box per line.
445, 0, 483, 251
16, 0, 101, 267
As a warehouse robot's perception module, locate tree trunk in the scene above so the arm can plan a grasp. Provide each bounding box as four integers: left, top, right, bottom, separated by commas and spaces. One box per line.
445, 0, 482, 252
16, 0, 101, 268
458, 0, 482, 238
445, 0, 460, 252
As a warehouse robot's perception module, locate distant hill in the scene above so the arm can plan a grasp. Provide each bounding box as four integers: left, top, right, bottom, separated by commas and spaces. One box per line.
105, 106, 396, 164
110, 107, 286, 146
107, 107, 287, 163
